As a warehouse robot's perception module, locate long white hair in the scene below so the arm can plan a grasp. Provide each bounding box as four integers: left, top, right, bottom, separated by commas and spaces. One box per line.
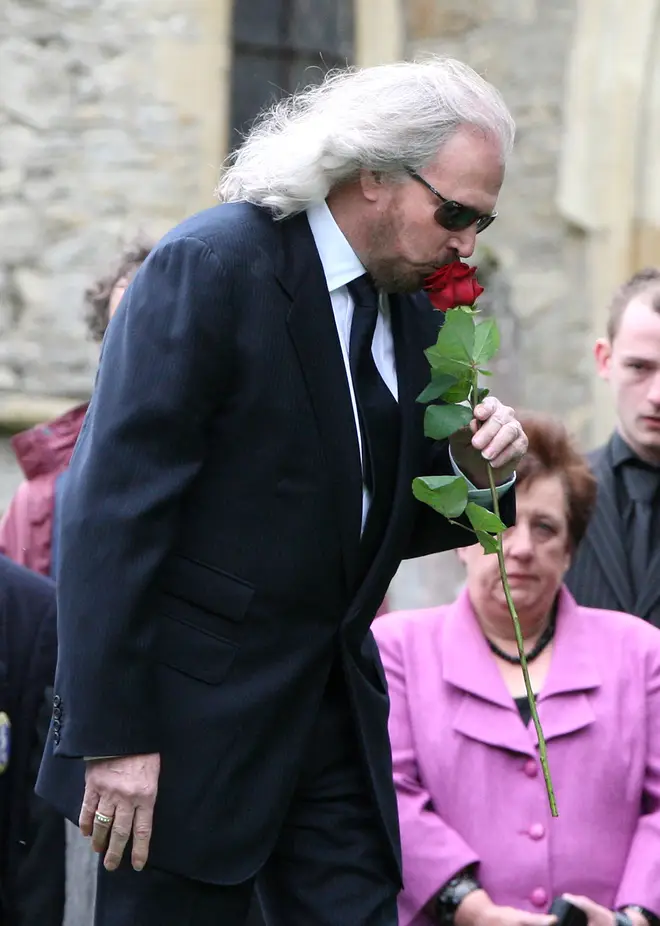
216, 57, 515, 218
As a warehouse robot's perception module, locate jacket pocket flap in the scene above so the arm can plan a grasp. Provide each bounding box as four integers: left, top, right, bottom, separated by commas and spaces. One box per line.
159, 555, 254, 622
156, 613, 238, 684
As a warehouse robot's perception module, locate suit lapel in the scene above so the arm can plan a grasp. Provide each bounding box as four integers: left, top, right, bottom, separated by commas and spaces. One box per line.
581, 440, 634, 612
279, 214, 363, 592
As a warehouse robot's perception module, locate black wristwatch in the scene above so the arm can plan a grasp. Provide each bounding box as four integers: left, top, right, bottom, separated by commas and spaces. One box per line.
434, 868, 482, 926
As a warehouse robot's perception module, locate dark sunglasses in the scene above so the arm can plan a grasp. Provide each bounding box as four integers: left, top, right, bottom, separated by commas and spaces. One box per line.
407, 169, 497, 234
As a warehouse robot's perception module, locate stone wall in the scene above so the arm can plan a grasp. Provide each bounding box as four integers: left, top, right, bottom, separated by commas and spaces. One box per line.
0, 0, 230, 400
0, 0, 232, 508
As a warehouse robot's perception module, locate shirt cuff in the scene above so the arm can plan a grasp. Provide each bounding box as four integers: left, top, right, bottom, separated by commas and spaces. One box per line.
449, 450, 516, 509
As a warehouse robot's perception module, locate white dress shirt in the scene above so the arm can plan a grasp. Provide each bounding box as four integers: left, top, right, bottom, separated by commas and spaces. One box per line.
306, 202, 511, 531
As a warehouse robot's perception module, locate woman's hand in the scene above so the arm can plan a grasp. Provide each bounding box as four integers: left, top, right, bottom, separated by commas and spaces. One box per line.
455, 889, 557, 926
562, 895, 649, 926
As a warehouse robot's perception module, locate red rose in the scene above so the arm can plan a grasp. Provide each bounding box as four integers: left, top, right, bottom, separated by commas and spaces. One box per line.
424, 262, 484, 312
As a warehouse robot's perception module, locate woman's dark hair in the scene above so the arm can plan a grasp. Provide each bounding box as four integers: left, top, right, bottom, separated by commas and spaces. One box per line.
516, 413, 597, 549
83, 238, 154, 342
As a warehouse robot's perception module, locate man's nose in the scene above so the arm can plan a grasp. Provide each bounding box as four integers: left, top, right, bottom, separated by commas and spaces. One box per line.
647, 371, 660, 406
448, 226, 478, 259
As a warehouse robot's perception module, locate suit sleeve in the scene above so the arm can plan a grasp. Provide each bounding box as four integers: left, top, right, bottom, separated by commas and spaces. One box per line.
374, 619, 479, 926
405, 439, 516, 560
614, 644, 660, 914
54, 236, 234, 759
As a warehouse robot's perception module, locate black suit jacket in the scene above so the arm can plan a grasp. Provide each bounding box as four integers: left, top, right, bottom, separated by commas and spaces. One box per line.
0, 555, 64, 926
566, 436, 660, 626
37, 203, 514, 885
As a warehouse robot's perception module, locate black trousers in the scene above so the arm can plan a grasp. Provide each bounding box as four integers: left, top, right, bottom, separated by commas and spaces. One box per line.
94, 675, 398, 926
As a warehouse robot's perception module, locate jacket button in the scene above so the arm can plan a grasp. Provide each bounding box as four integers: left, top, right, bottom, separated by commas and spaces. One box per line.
53, 695, 61, 708
531, 888, 548, 907
52, 719, 61, 732
529, 823, 545, 840
53, 731, 60, 746
524, 760, 538, 778
53, 707, 62, 719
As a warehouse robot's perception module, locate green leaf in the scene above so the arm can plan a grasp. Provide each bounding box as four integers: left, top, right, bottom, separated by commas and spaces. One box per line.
441, 377, 472, 403
424, 351, 472, 378
477, 387, 490, 403
475, 530, 499, 554
428, 308, 475, 365
412, 475, 469, 518
465, 502, 507, 534
416, 373, 458, 404
424, 404, 473, 440
473, 318, 500, 366
478, 368, 493, 376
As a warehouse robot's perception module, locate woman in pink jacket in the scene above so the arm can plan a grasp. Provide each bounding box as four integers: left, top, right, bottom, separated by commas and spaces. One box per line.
374, 415, 660, 926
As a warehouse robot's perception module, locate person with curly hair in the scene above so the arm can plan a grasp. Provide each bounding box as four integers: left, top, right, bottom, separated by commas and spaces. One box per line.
0, 238, 153, 578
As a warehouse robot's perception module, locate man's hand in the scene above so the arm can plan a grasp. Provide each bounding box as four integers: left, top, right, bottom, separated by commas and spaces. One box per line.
449, 396, 528, 489
455, 890, 557, 926
80, 752, 161, 872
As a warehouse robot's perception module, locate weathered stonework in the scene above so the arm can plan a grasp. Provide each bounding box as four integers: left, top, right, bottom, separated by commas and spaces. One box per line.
0, 0, 230, 401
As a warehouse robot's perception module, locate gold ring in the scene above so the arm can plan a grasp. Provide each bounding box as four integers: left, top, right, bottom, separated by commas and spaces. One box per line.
94, 811, 114, 826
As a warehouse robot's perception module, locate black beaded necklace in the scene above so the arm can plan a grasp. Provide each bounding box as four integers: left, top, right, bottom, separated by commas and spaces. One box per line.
486, 607, 557, 665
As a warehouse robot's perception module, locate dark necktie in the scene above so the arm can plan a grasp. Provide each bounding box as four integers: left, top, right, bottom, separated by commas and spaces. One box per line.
347, 275, 400, 561
622, 461, 659, 599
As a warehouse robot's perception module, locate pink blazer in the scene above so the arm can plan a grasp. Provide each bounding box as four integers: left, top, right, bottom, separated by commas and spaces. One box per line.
373, 587, 660, 926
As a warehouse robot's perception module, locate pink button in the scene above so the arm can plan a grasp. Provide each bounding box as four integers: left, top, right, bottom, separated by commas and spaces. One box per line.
529, 823, 545, 840
524, 760, 538, 778
531, 888, 548, 908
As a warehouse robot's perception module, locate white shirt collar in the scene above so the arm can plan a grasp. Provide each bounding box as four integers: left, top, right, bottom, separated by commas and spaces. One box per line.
306, 201, 366, 293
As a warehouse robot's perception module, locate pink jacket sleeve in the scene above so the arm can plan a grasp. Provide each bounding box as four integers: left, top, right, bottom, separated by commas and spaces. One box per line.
0, 481, 38, 571
615, 644, 660, 915
376, 619, 480, 926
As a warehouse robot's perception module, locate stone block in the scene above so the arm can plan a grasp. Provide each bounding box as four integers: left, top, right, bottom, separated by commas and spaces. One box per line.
406, 0, 485, 41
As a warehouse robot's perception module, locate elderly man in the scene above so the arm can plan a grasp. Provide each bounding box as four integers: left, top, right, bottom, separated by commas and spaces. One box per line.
567, 268, 660, 626
38, 57, 526, 925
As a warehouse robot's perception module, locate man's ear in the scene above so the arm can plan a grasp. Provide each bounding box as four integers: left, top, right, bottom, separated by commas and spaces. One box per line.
359, 169, 384, 203
594, 337, 613, 381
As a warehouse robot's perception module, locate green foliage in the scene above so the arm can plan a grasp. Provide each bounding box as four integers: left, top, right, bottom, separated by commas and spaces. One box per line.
416, 373, 459, 404
425, 309, 475, 377
412, 475, 468, 518
424, 404, 472, 441
475, 530, 499, 554
473, 319, 499, 366
465, 502, 507, 534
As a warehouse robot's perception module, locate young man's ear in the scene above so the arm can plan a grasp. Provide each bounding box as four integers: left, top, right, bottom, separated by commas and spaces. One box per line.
594, 338, 613, 381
